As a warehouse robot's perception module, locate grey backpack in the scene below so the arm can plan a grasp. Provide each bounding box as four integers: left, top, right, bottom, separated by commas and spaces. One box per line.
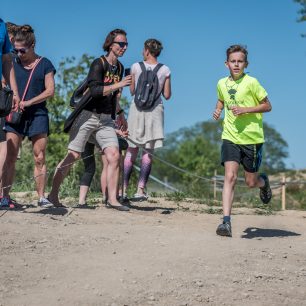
134, 62, 163, 111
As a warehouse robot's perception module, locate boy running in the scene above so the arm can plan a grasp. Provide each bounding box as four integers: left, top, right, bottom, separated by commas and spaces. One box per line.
213, 45, 272, 237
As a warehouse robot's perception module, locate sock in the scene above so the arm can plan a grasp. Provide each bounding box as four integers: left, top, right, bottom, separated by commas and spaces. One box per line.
223, 216, 231, 223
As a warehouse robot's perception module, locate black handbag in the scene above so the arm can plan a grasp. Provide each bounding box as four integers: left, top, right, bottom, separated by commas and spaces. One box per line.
6, 108, 23, 125
0, 86, 13, 117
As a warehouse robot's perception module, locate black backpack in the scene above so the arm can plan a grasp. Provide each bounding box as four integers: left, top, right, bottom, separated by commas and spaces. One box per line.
0, 86, 13, 117
69, 56, 109, 108
134, 62, 163, 111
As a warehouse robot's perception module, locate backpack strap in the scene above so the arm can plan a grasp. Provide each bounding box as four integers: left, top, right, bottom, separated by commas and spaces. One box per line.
21, 57, 43, 101
153, 63, 163, 74
117, 60, 123, 80
139, 61, 146, 73
100, 56, 107, 73
138, 62, 163, 74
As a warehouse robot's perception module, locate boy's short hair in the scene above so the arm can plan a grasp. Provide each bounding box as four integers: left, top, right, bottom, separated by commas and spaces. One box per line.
144, 39, 163, 57
103, 29, 127, 52
226, 45, 248, 62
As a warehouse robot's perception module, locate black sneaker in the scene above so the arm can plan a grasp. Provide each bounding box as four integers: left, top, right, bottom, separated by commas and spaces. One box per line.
259, 173, 272, 204
216, 221, 232, 237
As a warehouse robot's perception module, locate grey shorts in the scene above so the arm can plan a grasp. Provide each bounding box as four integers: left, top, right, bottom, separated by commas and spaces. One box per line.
68, 110, 118, 153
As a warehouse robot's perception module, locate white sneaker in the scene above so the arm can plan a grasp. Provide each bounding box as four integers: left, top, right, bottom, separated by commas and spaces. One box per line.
132, 193, 148, 202
38, 197, 54, 208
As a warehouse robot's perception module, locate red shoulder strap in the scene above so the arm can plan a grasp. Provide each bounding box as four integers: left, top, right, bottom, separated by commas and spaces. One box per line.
21, 57, 43, 101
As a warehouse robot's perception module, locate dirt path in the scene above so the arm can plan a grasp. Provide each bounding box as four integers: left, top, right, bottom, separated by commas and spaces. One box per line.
1, 196, 306, 306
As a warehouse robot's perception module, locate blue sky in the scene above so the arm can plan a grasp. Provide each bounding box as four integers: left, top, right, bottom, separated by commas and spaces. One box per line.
2, 0, 306, 169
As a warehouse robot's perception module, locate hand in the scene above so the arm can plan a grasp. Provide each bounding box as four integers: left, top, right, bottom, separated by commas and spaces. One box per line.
213, 108, 222, 120
229, 105, 245, 116
12, 95, 20, 111
120, 75, 132, 87
19, 100, 31, 111
116, 113, 128, 131
116, 128, 129, 138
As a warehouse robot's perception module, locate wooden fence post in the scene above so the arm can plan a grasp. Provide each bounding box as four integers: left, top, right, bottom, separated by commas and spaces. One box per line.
164, 176, 168, 192
281, 175, 286, 210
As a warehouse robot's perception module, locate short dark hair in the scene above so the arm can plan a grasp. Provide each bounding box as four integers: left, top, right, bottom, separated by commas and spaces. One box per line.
14, 24, 36, 47
144, 39, 163, 57
103, 29, 127, 52
226, 45, 248, 62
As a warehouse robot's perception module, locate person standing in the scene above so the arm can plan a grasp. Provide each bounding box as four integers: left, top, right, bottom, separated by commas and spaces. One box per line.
213, 44, 272, 237
48, 29, 131, 211
0, 18, 20, 208
2, 25, 55, 208
123, 39, 171, 201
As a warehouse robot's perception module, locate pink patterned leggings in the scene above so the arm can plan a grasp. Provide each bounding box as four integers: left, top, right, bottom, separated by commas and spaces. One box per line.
123, 147, 154, 190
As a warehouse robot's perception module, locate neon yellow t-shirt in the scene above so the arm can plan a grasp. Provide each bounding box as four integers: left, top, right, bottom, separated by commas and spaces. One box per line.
217, 74, 268, 144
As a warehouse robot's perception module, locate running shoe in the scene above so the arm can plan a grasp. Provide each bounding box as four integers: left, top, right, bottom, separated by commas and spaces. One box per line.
259, 173, 272, 204
216, 221, 232, 237
132, 193, 148, 202
38, 197, 54, 208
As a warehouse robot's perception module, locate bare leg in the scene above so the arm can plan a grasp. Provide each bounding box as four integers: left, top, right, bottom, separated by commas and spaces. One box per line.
103, 146, 120, 206
2, 132, 21, 197
101, 154, 108, 201
79, 185, 89, 205
0, 141, 7, 196
32, 134, 48, 199
48, 150, 80, 206
244, 171, 265, 188
222, 161, 240, 216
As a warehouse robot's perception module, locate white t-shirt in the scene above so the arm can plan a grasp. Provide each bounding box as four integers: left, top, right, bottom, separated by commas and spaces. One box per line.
131, 61, 171, 104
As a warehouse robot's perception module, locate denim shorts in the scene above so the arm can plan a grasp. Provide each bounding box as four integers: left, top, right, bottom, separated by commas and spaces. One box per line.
4, 110, 49, 139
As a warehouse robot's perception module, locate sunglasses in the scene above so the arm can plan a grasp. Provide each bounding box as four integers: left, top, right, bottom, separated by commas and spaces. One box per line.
12, 47, 29, 55
113, 41, 128, 48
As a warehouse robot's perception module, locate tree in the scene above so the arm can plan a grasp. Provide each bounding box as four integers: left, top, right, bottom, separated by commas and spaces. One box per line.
261, 123, 288, 172
295, 0, 306, 36
295, 0, 306, 22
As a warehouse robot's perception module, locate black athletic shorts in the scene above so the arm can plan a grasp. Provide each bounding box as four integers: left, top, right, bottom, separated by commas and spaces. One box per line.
221, 139, 263, 173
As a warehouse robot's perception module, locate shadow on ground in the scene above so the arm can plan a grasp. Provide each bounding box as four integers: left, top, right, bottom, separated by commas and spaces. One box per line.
241, 227, 301, 239
128, 202, 175, 213
25, 207, 69, 216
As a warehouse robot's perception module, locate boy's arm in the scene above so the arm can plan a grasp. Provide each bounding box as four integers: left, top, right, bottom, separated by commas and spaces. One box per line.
230, 97, 272, 116
213, 99, 224, 120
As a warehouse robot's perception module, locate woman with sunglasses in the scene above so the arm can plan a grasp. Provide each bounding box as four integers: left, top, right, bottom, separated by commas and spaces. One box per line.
2, 25, 55, 208
0, 21, 20, 207
48, 29, 132, 211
